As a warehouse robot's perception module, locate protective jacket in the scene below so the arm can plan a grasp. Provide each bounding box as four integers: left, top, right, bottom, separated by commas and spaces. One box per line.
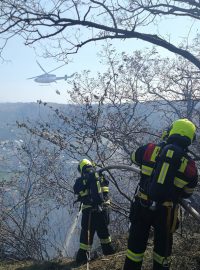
131, 142, 198, 203
123, 141, 198, 270
73, 166, 110, 210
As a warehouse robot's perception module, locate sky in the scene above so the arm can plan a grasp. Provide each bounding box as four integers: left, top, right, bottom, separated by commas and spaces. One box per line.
0, 37, 105, 104
1, 14, 200, 104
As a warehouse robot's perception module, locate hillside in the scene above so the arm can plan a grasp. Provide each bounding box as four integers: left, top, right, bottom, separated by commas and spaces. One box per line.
0, 102, 199, 269
1, 217, 200, 270
0, 102, 60, 140
0, 100, 169, 141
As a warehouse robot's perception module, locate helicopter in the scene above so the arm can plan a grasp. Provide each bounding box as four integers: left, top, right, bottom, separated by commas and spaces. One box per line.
27, 61, 75, 83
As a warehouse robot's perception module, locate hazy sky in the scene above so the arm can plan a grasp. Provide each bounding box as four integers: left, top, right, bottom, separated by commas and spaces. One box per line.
1, 37, 106, 104
1, 15, 199, 104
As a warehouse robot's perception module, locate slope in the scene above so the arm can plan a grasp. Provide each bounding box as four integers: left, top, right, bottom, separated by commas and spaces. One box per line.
1, 218, 200, 270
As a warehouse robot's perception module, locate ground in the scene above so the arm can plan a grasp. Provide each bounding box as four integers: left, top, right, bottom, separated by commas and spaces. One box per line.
1, 218, 200, 270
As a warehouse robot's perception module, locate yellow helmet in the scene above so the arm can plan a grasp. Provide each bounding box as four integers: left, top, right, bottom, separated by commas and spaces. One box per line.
78, 159, 92, 173
168, 118, 196, 145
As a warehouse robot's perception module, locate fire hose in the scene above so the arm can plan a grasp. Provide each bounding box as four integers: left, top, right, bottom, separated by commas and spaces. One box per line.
98, 164, 200, 223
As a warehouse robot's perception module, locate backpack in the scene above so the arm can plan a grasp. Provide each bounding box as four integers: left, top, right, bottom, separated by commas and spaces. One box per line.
80, 167, 104, 205
147, 144, 183, 202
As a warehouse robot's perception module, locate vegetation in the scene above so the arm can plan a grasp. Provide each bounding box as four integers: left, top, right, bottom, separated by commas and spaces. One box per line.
1, 1, 200, 68
0, 216, 200, 269
0, 45, 199, 263
0, 1, 200, 266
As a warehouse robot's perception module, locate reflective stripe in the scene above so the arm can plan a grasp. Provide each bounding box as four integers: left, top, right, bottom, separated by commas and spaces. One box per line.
131, 152, 136, 163
150, 146, 161, 162
162, 201, 173, 207
141, 165, 153, 176
137, 191, 173, 206
178, 157, 188, 173
157, 162, 169, 184
95, 172, 99, 178
97, 181, 102, 193
183, 186, 194, 194
80, 243, 91, 251
100, 236, 111, 244
153, 251, 170, 265
171, 205, 179, 233
137, 191, 148, 200
126, 249, 144, 262
81, 204, 92, 210
102, 186, 109, 192
166, 149, 174, 158
79, 190, 89, 196
174, 177, 187, 188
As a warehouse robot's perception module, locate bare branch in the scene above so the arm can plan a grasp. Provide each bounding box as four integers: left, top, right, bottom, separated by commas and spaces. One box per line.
1, 0, 200, 67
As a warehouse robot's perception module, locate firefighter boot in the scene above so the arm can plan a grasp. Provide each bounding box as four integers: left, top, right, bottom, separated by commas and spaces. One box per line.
75, 248, 88, 264
101, 243, 115, 255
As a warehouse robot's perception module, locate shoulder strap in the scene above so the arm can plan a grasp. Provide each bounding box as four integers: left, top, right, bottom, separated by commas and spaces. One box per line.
184, 159, 197, 178
143, 143, 157, 162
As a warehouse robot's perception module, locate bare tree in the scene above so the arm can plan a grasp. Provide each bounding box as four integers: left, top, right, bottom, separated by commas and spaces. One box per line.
0, 136, 76, 260
134, 46, 200, 145
136, 0, 200, 19
2, 45, 200, 260
1, 1, 200, 68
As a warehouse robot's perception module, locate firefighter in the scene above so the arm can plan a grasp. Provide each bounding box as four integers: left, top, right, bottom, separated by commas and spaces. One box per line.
123, 119, 198, 270
73, 158, 115, 264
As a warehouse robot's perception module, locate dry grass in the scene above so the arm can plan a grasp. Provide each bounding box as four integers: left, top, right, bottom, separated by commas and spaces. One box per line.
1, 217, 200, 270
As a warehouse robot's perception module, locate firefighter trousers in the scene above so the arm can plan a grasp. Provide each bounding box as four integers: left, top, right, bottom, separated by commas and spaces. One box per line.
78, 207, 114, 257
123, 199, 178, 270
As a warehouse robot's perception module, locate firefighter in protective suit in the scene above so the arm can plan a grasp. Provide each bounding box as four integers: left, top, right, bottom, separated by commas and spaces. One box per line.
123, 119, 198, 270
73, 159, 115, 264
